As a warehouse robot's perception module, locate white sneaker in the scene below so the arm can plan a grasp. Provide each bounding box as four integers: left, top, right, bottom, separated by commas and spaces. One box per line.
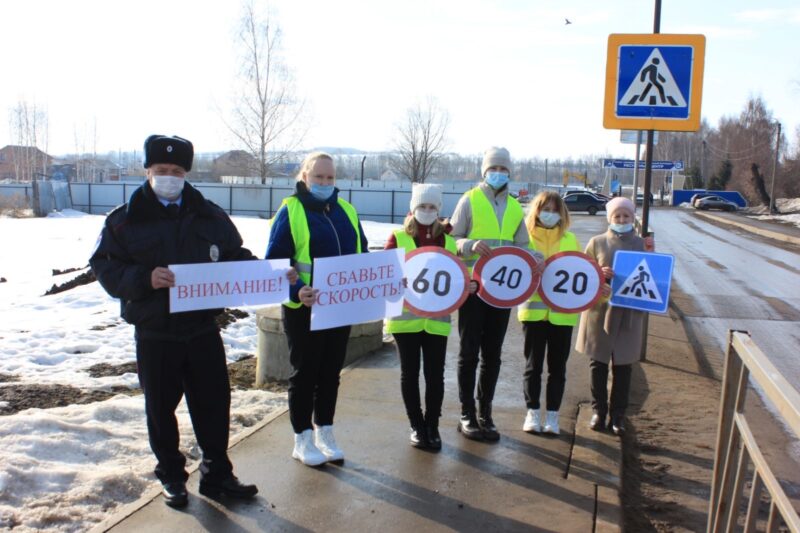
292, 429, 327, 466
314, 425, 345, 463
544, 410, 560, 435
523, 409, 541, 433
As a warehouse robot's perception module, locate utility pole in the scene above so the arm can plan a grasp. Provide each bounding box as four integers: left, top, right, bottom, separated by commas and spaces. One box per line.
769, 122, 781, 214
544, 158, 548, 187
632, 130, 642, 209
360, 155, 367, 187
701, 139, 706, 189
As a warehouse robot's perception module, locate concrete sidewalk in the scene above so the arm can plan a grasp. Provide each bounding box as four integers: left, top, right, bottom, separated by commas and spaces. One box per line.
99, 317, 624, 532
693, 209, 800, 245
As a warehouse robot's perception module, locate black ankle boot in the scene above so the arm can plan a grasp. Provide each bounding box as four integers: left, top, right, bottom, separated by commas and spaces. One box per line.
589, 412, 607, 431
478, 404, 500, 441
425, 417, 442, 451
410, 425, 429, 448
457, 411, 483, 441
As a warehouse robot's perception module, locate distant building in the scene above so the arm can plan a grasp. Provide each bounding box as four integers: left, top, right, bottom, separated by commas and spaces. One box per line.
212, 150, 260, 179
0, 145, 54, 181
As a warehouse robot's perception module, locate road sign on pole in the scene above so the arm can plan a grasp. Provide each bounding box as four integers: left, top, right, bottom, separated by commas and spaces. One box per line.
603, 34, 705, 132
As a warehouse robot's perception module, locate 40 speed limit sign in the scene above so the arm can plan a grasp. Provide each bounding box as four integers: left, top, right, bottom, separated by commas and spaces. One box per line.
403, 246, 470, 318
473, 246, 541, 308
538, 251, 603, 313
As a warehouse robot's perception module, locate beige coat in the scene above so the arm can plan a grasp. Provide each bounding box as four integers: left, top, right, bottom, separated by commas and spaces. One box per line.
575, 230, 646, 365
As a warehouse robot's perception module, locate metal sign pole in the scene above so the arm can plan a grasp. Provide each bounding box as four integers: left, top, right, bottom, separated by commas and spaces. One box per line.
640, 0, 661, 361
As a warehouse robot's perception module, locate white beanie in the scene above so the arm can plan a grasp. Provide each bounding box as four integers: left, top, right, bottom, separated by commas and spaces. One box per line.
409, 183, 443, 212
481, 146, 512, 177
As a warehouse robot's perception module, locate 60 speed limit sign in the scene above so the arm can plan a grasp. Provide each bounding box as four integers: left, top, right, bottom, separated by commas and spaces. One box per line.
473, 246, 541, 308
403, 246, 470, 318
538, 251, 603, 313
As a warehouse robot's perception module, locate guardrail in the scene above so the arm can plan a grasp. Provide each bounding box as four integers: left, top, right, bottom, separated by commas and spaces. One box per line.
707, 330, 800, 532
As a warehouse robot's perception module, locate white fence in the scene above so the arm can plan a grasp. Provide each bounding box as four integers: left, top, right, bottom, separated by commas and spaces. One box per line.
1, 180, 558, 223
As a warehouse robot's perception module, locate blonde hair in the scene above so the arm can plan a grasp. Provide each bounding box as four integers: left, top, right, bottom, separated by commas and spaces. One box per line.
296, 151, 334, 183
526, 191, 570, 239
403, 214, 446, 239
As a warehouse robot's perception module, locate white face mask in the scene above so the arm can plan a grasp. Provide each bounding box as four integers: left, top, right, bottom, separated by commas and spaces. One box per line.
151, 175, 184, 200
414, 207, 439, 226
538, 211, 561, 228
609, 223, 634, 234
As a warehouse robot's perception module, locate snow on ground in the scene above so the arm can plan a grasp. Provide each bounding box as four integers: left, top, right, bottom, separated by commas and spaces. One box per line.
0, 209, 399, 532
746, 198, 800, 228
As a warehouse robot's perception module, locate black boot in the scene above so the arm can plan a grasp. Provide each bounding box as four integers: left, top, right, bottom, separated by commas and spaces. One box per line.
457, 409, 483, 441
589, 411, 607, 431
478, 404, 500, 441
410, 424, 429, 449
610, 413, 626, 436
425, 415, 442, 451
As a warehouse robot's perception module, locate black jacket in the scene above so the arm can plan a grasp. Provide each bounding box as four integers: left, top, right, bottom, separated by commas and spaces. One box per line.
89, 181, 254, 340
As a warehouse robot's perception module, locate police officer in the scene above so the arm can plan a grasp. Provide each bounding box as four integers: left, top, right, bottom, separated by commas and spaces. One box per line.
450, 147, 536, 441
90, 134, 266, 508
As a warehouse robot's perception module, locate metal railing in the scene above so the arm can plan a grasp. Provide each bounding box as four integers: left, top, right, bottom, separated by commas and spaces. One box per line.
707, 330, 800, 532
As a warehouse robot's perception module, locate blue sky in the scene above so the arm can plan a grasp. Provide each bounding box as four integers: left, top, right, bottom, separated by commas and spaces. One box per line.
2, 0, 798, 160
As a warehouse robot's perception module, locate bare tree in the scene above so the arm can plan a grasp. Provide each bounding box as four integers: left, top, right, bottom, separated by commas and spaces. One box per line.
393, 97, 450, 183
8, 99, 49, 181
224, 1, 306, 183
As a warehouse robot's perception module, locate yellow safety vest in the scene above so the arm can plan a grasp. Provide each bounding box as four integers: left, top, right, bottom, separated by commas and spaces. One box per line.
385, 230, 457, 337
464, 187, 524, 273
276, 196, 362, 309
517, 229, 580, 326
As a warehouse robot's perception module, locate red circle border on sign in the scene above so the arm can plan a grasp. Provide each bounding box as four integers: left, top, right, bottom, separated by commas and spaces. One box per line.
537, 251, 604, 314
473, 246, 542, 308
403, 246, 470, 318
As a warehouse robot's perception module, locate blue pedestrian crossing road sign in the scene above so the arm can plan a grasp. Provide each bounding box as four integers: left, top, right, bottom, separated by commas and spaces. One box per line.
604, 34, 705, 132
610, 251, 674, 314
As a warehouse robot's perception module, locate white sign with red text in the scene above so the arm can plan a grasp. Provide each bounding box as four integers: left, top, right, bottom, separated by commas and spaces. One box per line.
169, 259, 291, 313
311, 249, 405, 331
403, 247, 469, 318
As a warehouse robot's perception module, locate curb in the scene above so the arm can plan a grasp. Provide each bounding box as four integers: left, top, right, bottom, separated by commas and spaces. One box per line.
693, 211, 800, 245
571, 403, 623, 532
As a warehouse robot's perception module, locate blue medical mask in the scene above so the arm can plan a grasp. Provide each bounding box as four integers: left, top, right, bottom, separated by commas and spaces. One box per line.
309, 184, 335, 201
609, 223, 634, 234
538, 212, 561, 228
484, 171, 509, 190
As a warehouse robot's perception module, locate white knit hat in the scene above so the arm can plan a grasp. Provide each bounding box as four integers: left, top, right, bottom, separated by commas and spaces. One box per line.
409, 183, 443, 212
481, 146, 512, 177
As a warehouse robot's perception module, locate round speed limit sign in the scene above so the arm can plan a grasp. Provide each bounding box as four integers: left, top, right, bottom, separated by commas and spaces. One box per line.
473, 246, 541, 308
403, 246, 470, 318
538, 251, 603, 313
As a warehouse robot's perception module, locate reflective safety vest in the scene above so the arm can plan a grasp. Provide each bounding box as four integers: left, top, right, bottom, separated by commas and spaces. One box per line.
277, 196, 361, 309
385, 230, 457, 337
464, 187, 524, 273
517, 230, 580, 326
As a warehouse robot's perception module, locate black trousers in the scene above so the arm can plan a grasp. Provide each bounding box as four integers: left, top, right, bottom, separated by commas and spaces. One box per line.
522, 321, 573, 411
136, 330, 233, 484
283, 305, 351, 433
393, 331, 447, 426
457, 294, 511, 412
590, 359, 633, 418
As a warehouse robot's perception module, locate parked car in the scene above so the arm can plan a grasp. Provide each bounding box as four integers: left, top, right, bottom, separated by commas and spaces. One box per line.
694, 196, 738, 211
690, 192, 713, 206
563, 190, 609, 202
562, 192, 606, 215
636, 192, 654, 206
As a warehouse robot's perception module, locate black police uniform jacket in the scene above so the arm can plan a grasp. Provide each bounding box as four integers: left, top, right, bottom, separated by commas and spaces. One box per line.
90, 181, 255, 341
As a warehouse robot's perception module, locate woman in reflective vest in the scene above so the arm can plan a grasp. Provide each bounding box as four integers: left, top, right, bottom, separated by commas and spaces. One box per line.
266, 151, 368, 467
518, 191, 580, 436
449, 147, 532, 442
384, 184, 475, 451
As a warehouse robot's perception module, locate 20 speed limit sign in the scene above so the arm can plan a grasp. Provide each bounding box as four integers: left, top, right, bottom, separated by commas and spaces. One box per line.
473, 246, 541, 308
403, 246, 470, 318
538, 251, 603, 313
